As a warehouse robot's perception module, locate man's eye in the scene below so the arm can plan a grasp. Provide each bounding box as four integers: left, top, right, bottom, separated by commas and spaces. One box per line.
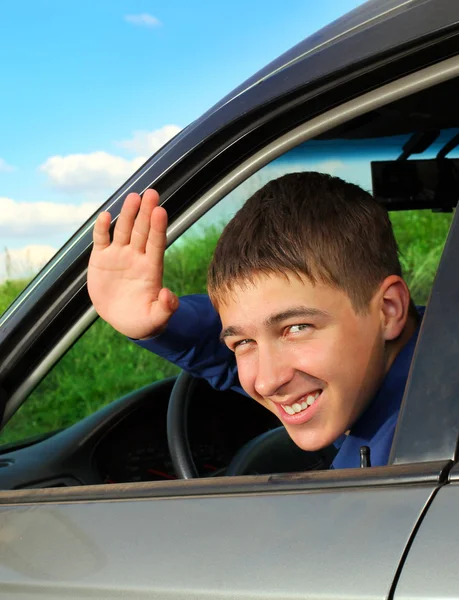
288, 324, 312, 334
233, 339, 252, 350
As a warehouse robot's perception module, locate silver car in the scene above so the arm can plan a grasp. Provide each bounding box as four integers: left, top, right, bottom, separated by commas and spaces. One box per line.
0, 0, 459, 598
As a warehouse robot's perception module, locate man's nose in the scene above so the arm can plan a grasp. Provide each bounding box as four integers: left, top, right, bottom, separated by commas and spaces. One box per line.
254, 345, 294, 398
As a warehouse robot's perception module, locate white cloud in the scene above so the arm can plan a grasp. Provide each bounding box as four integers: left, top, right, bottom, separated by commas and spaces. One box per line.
39, 127, 181, 194
124, 13, 162, 27
0, 245, 57, 282
116, 125, 182, 156
39, 151, 145, 194
0, 196, 99, 236
0, 158, 15, 172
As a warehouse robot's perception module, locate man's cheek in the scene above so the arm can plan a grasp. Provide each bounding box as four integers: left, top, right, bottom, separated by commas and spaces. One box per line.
295, 341, 335, 378
238, 366, 259, 397
235, 360, 256, 397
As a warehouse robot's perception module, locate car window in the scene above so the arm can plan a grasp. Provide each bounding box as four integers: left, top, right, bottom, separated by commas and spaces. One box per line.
0, 124, 455, 448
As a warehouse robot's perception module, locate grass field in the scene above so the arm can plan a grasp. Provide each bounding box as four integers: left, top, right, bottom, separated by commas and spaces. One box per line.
0, 211, 453, 445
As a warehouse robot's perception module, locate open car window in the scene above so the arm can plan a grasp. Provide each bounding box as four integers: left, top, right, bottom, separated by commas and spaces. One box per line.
0, 37, 459, 492
1, 120, 456, 460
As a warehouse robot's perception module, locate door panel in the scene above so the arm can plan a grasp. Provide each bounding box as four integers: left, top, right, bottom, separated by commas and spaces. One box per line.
394, 482, 459, 599
0, 483, 435, 600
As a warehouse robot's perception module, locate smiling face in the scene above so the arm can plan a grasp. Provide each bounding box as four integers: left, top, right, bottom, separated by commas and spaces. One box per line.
219, 273, 396, 451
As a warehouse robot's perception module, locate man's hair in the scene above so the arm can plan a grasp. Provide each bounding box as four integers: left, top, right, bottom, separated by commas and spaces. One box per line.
208, 171, 407, 313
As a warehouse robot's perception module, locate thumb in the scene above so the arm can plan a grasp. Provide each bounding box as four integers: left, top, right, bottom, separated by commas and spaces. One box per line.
156, 287, 179, 323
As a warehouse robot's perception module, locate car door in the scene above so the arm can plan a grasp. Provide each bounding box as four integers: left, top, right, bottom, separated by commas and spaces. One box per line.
0, 471, 441, 600
396, 466, 459, 599
1, 3, 459, 599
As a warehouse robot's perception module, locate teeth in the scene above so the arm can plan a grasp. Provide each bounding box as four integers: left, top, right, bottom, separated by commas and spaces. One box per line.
282, 391, 322, 416
307, 391, 321, 405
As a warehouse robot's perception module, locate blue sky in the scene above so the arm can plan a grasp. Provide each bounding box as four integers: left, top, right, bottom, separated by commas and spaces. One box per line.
0, 0, 366, 279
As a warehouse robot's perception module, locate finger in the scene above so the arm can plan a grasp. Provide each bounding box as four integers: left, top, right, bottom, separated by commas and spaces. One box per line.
140, 289, 179, 339
159, 287, 179, 312
92, 212, 112, 251
131, 189, 160, 252
112, 193, 141, 246
146, 205, 168, 276
155, 288, 179, 328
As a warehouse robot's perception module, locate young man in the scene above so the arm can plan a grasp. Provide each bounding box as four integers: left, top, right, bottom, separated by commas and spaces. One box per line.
89, 172, 421, 469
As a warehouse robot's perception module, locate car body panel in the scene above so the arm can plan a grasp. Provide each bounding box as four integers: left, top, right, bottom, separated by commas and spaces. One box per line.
393, 482, 459, 599
445, 461, 459, 480
0, 483, 437, 600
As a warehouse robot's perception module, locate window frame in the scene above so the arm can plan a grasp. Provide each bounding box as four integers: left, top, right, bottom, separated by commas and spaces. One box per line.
0, 49, 459, 500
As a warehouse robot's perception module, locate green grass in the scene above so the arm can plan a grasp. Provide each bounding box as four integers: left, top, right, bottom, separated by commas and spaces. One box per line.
390, 210, 453, 304
0, 213, 452, 445
0, 279, 30, 315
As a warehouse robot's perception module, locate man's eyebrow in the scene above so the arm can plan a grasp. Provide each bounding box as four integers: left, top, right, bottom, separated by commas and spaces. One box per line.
220, 325, 245, 342
220, 306, 331, 341
264, 306, 332, 327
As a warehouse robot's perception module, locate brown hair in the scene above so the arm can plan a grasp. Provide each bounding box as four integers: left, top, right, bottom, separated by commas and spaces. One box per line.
208, 171, 410, 314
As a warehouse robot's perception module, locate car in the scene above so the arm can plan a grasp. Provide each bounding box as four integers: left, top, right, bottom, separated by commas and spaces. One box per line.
1, 0, 459, 597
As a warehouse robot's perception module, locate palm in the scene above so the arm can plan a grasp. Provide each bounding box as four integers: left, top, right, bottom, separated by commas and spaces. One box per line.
88, 190, 177, 340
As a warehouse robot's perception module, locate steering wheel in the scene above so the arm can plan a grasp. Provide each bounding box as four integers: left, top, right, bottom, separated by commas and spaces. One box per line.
167, 371, 337, 479
167, 371, 200, 479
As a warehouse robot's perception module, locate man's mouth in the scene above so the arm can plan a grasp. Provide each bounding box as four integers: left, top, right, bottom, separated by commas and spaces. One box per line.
281, 390, 322, 415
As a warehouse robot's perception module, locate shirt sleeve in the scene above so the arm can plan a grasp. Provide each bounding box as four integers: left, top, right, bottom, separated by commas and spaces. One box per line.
131, 294, 247, 395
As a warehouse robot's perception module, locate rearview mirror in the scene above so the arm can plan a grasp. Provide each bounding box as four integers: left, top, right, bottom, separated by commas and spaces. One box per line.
371, 158, 459, 211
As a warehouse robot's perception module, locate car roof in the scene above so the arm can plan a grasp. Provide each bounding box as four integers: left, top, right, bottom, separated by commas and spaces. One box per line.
212, 0, 432, 108
153, 0, 459, 174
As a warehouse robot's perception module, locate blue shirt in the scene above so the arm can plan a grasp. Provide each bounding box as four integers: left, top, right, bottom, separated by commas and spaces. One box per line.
331, 321, 420, 469
134, 294, 421, 470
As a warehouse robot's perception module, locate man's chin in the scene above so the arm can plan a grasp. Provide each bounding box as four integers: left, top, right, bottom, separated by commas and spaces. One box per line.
286, 426, 339, 453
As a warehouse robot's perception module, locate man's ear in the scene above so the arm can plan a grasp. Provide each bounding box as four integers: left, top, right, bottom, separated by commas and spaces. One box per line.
378, 275, 411, 341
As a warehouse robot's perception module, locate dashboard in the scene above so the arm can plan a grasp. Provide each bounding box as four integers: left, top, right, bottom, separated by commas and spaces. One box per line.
94, 379, 279, 483
0, 376, 334, 490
